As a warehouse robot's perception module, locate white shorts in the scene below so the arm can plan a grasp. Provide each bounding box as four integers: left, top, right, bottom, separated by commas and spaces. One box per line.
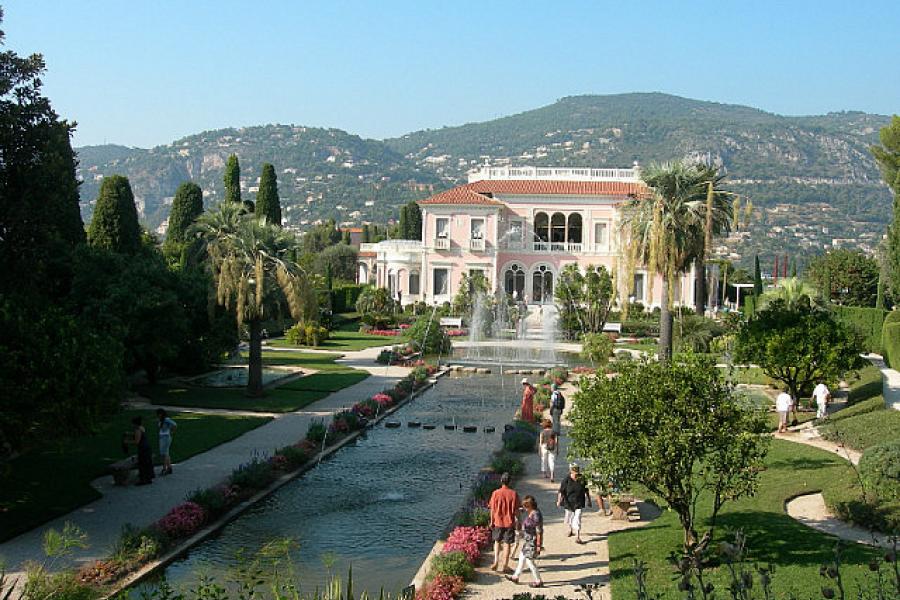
564, 508, 583, 533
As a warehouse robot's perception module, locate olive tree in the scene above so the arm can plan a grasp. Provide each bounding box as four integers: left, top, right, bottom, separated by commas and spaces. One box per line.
569, 355, 768, 554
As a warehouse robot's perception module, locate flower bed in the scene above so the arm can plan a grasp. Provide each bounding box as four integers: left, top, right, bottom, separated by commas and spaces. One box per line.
445, 329, 468, 337
370, 329, 402, 336
75, 362, 441, 594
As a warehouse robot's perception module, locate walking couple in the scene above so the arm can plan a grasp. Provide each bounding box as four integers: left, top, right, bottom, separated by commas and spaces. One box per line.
488, 472, 545, 588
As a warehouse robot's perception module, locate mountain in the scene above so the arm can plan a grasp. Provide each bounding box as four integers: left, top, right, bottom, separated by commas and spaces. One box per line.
76, 126, 440, 231
76, 93, 894, 266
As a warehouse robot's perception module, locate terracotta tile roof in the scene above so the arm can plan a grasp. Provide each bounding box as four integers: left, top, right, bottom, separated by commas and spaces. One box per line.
467, 180, 648, 197
417, 180, 648, 206
417, 186, 504, 206
358, 251, 376, 257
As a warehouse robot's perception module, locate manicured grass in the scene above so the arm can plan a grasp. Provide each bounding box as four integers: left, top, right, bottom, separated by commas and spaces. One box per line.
846, 364, 882, 405
265, 314, 394, 352
140, 383, 329, 412
819, 401, 900, 451
0, 409, 270, 543
608, 440, 878, 599
243, 350, 348, 370
727, 366, 775, 386
278, 370, 369, 392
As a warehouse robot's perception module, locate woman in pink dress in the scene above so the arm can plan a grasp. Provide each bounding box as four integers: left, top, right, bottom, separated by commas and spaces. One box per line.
520, 378, 535, 422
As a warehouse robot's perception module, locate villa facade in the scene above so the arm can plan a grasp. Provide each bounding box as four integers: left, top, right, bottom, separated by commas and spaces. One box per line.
358, 166, 698, 308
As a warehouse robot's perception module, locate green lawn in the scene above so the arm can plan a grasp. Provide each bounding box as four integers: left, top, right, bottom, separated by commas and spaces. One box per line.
608, 440, 879, 599
139, 383, 329, 412
266, 315, 393, 352
140, 351, 369, 412
819, 396, 900, 451
846, 364, 882, 405
0, 409, 270, 543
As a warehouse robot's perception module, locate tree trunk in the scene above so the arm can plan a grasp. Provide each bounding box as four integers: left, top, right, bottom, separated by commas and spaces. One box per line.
658, 277, 674, 362
694, 258, 707, 315
247, 318, 264, 397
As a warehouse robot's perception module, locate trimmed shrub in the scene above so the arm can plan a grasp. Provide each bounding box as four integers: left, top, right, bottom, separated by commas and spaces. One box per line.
860, 441, 900, 501
621, 320, 659, 337
332, 284, 365, 313
430, 550, 475, 581
883, 322, 900, 369
820, 407, 900, 450
490, 451, 524, 476
285, 321, 330, 347
832, 306, 886, 354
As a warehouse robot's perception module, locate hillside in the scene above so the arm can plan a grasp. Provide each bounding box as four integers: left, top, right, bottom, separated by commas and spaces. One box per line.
75, 93, 894, 266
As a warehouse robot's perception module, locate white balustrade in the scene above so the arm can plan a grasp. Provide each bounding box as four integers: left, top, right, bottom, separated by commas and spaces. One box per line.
468, 165, 638, 183
434, 238, 450, 250
469, 238, 485, 252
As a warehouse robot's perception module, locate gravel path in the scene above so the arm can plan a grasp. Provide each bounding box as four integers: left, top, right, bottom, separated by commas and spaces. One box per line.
0, 345, 406, 577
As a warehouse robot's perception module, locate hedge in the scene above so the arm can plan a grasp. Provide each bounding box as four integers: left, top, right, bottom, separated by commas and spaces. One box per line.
847, 364, 883, 405
831, 305, 886, 355
882, 322, 900, 369
860, 440, 900, 502
332, 284, 366, 313
819, 405, 900, 451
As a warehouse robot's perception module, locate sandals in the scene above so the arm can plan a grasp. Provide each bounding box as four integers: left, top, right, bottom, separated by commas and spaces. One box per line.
530, 582, 544, 588
505, 575, 519, 584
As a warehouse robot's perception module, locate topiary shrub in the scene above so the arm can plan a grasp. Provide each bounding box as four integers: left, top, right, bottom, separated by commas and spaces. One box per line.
429, 550, 475, 581
883, 322, 900, 369
860, 441, 900, 501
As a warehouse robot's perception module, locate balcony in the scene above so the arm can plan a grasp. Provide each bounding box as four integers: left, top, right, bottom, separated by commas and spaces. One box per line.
523, 241, 583, 253
434, 237, 450, 250
469, 238, 485, 252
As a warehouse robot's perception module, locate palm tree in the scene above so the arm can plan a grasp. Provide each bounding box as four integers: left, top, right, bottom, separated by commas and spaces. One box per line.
620, 161, 734, 361
196, 203, 315, 396
758, 277, 820, 310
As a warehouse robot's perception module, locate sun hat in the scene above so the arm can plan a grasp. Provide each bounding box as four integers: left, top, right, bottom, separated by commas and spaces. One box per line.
569, 463, 581, 472
521, 377, 529, 384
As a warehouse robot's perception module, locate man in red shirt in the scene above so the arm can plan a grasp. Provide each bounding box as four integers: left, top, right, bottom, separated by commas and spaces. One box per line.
488, 472, 521, 573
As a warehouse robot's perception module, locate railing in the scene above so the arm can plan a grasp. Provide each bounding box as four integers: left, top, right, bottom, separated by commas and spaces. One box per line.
469, 238, 485, 252
468, 165, 638, 183
508, 241, 585, 253
434, 237, 450, 250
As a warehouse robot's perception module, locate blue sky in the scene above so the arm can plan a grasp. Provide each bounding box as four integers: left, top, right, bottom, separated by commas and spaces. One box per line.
5, 0, 899, 148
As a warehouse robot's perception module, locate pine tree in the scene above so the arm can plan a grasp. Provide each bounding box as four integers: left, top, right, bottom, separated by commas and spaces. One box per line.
255, 163, 281, 226
224, 154, 242, 205
753, 255, 763, 296
165, 182, 203, 246
87, 175, 142, 255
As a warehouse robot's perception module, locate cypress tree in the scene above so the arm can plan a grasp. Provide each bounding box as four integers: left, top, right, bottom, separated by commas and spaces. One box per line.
398, 205, 409, 239
362, 223, 371, 243
87, 175, 142, 255
342, 229, 351, 245
876, 272, 885, 309
789, 257, 797, 278
753, 255, 763, 296
165, 182, 203, 246
255, 163, 281, 226
224, 154, 242, 205
822, 267, 832, 303
872, 117, 900, 300
408, 201, 422, 241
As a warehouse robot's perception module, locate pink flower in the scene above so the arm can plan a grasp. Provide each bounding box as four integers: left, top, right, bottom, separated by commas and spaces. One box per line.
442, 526, 491, 564
156, 501, 206, 539
372, 393, 393, 407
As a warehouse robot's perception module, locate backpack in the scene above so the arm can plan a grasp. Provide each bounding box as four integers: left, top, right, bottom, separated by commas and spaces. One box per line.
551, 390, 565, 411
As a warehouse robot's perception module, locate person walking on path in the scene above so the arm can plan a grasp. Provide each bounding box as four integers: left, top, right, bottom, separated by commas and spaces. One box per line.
125, 416, 154, 485
776, 389, 793, 433
549, 383, 565, 435
539, 419, 558, 482
506, 495, 544, 588
558, 464, 592, 544
156, 408, 178, 476
813, 381, 832, 420
520, 378, 535, 423
489, 472, 521, 573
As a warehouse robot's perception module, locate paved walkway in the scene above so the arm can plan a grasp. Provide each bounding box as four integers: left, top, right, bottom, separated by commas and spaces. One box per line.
786, 493, 894, 549
0, 345, 405, 577
465, 382, 659, 600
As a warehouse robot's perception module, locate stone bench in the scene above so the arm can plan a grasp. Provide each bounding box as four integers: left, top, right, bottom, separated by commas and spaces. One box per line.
110, 455, 138, 486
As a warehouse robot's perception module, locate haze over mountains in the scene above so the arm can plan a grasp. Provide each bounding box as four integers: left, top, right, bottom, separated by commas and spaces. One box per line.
76, 93, 894, 266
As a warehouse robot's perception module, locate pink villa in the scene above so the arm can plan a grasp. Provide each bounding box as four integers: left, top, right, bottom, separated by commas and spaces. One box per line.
358, 166, 699, 308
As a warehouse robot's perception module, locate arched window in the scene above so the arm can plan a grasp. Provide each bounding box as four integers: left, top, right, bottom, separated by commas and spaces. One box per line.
532, 265, 554, 304
533, 212, 549, 243
504, 264, 526, 299
567, 213, 582, 244
550, 213, 566, 243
